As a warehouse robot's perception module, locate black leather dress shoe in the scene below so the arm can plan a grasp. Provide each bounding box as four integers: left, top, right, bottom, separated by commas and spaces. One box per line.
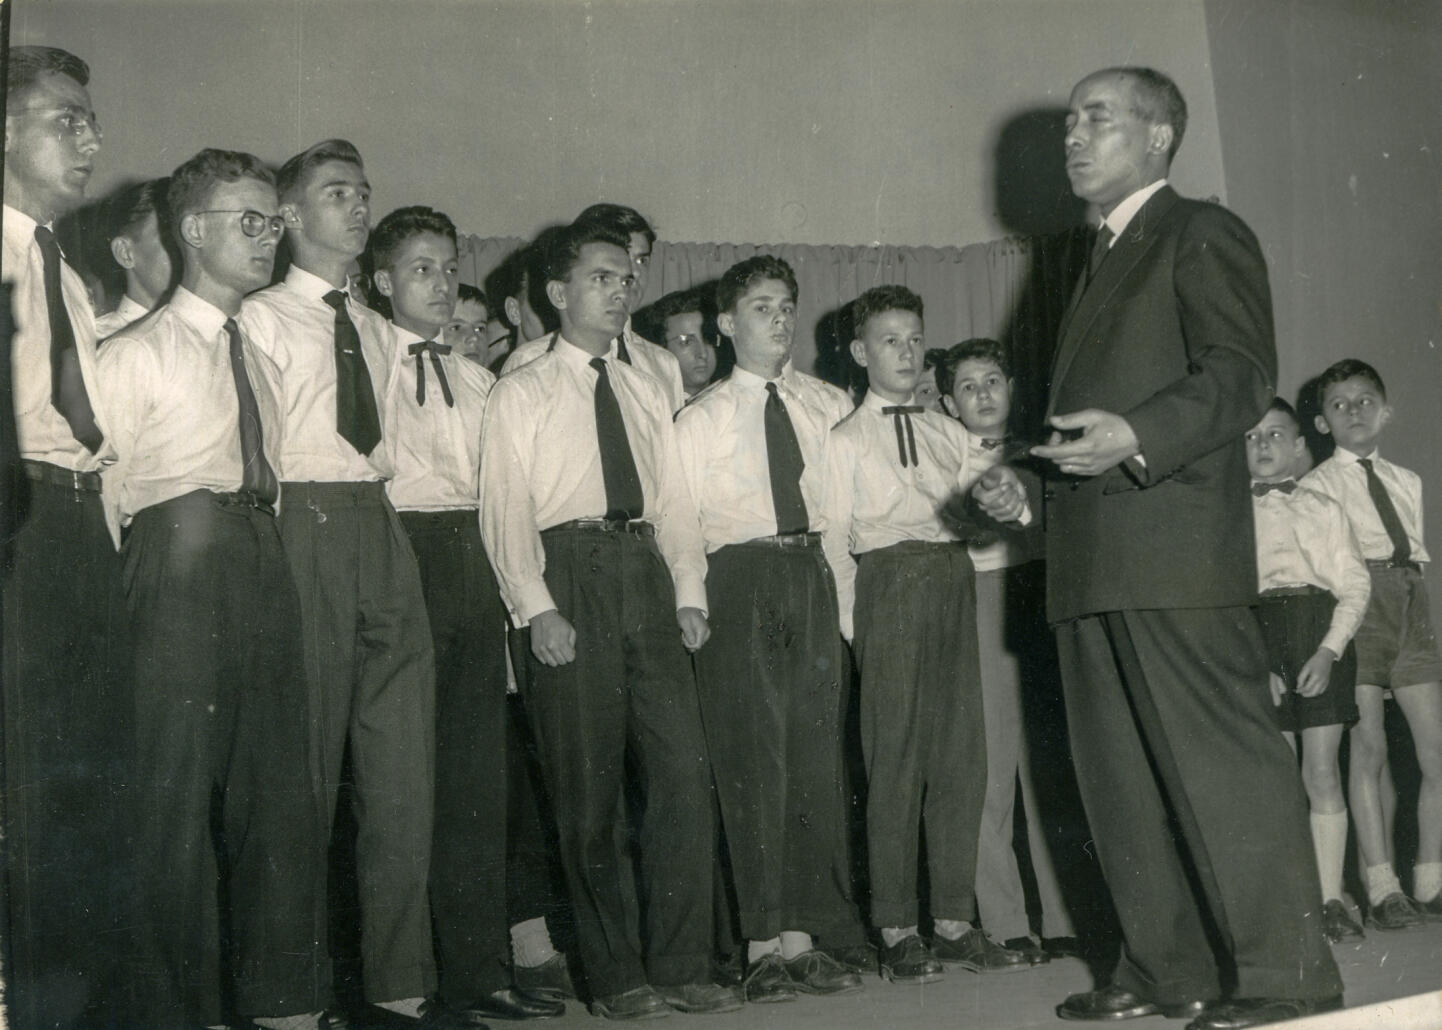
711, 950, 744, 986
588, 985, 670, 1021
822, 942, 878, 976
878, 934, 945, 984
1002, 936, 1051, 965
654, 983, 745, 1014
1417, 893, 1442, 921
357, 1000, 475, 1029
742, 953, 795, 1004
513, 955, 576, 1001
461, 989, 564, 1021
783, 949, 864, 995
1321, 899, 1364, 942
1058, 985, 1209, 1022
931, 929, 1030, 972
1366, 891, 1424, 930
1184, 995, 1342, 1030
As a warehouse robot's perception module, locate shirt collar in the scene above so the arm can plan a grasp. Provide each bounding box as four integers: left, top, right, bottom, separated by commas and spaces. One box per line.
1330, 446, 1378, 467
3, 204, 42, 248
731, 363, 782, 394
1100, 178, 1168, 242
861, 389, 915, 415
551, 331, 621, 370
392, 323, 436, 347
115, 295, 149, 322
285, 263, 349, 303
169, 286, 230, 339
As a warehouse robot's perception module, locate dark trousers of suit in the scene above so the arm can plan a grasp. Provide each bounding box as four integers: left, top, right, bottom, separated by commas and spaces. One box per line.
278, 480, 437, 1004
693, 541, 856, 941
400, 510, 510, 1004
853, 541, 985, 928
1055, 607, 1343, 1004
520, 527, 714, 996
505, 686, 570, 934
2, 475, 133, 1029
124, 491, 326, 1027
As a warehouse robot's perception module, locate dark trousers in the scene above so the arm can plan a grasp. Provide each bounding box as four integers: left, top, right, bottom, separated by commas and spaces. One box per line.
124, 491, 326, 1026
399, 510, 510, 1004
520, 527, 714, 996
853, 541, 985, 928
1055, 607, 1343, 1004
278, 481, 437, 1004
2, 476, 133, 1028
693, 541, 855, 941
505, 685, 571, 935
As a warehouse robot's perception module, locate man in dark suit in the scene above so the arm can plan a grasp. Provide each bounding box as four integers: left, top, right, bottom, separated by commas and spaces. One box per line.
978, 67, 1343, 1030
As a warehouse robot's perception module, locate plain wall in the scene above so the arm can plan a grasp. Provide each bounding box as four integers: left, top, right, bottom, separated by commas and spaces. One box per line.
12, 0, 1226, 247
1206, 0, 1442, 607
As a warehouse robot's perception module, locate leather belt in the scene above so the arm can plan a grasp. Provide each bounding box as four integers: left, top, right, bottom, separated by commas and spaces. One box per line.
22, 459, 101, 493
544, 518, 655, 538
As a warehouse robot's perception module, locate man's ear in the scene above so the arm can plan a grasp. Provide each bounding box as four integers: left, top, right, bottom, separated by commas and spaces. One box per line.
1314, 414, 1332, 436
849, 338, 869, 368
941, 394, 960, 419
178, 212, 205, 250
716, 310, 734, 339
110, 235, 136, 270
504, 296, 522, 327
280, 202, 302, 230
372, 268, 394, 298
1378, 402, 1394, 431
545, 279, 567, 312
1149, 123, 1174, 157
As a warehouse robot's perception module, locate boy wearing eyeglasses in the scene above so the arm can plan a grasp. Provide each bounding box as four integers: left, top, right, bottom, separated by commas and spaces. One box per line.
2, 44, 135, 1027
97, 148, 329, 1030
239, 140, 441, 1027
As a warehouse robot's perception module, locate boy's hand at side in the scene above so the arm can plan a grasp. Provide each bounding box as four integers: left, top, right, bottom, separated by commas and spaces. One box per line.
1295, 647, 1337, 698
678, 606, 710, 652
531, 609, 577, 666
1031, 409, 1140, 477
1269, 673, 1286, 707
972, 465, 1027, 523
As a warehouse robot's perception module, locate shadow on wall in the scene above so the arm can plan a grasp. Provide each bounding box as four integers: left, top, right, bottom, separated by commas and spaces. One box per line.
993, 107, 1087, 239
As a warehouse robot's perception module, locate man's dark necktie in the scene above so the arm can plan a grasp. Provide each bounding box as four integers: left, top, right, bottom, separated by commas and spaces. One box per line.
589, 357, 644, 520
323, 290, 382, 455
408, 340, 454, 407
882, 404, 922, 467
1358, 458, 1411, 561
1086, 223, 1115, 286
1251, 479, 1297, 498
764, 382, 809, 534
616, 335, 632, 365
224, 319, 279, 504
35, 225, 103, 452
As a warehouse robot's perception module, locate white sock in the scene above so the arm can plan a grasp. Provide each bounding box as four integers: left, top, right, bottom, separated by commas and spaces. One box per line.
933, 918, 972, 941
747, 937, 782, 963
252, 1015, 323, 1030
1413, 861, 1442, 902
778, 930, 813, 959
1365, 862, 1403, 906
880, 925, 918, 947
1310, 809, 1348, 902
375, 998, 425, 1019
511, 917, 558, 968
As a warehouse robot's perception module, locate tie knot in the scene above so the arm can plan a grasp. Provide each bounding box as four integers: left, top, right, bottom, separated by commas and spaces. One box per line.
224, 317, 241, 340
34, 224, 58, 251
1096, 223, 1114, 246
1358, 457, 1373, 471
323, 289, 348, 313
766, 381, 780, 398
881, 405, 923, 416
590, 356, 608, 375
409, 339, 445, 356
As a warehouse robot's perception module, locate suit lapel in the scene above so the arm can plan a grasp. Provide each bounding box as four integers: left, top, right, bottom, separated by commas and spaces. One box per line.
1047, 186, 1180, 417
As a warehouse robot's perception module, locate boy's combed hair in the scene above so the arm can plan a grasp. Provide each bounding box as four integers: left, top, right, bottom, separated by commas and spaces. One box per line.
1267, 396, 1301, 429
276, 138, 363, 202
1315, 358, 1386, 402
935, 337, 1010, 399
716, 255, 797, 314
635, 287, 710, 344
106, 178, 170, 241
167, 149, 275, 231
540, 220, 631, 286
369, 205, 457, 270
575, 203, 656, 248
456, 282, 487, 308
1096, 65, 1188, 159
852, 284, 923, 338
6, 45, 89, 104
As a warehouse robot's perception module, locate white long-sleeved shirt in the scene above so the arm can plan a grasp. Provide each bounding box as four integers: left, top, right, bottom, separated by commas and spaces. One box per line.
2, 204, 111, 469
97, 287, 284, 538
94, 294, 150, 340
1302, 448, 1430, 564
504, 320, 685, 413
238, 264, 395, 482
1252, 479, 1372, 658
479, 332, 707, 625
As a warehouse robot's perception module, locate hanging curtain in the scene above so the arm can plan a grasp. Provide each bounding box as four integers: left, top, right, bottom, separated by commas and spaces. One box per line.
458, 230, 1088, 434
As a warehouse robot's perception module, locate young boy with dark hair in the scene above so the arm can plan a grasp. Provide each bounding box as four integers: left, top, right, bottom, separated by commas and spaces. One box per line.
636, 286, 719, 400
936, 337, 1078, 966
674, 254, 863, 1004
832, 290, 1024, 983
239, 139, 441, 1025
95, 176, 174, 337
98, 147, 328, 1030
443, 281, 510, 370
1245, 397, 1371, 943
1303, 359, 1442, 927
480, 218, 738, 1020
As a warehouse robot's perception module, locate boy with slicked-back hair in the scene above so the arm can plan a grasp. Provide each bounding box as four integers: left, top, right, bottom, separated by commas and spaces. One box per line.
95, 176, 174, 337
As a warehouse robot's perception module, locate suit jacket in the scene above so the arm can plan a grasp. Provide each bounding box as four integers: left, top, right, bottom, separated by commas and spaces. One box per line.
1042, 185, 1275, 623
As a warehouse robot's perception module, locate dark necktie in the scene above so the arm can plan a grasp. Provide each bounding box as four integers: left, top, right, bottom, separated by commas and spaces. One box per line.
323, 290, 382, 455
1358, 458, 1411, 561
764, 382, 809, 534
35, 225, 103, 451
882, 404, 923, 467
589, 357, 645, 520
407, 340, 454, 407
224, 319, 279, 504
1086, 223, 1115, 285
1251, 479, 1297, 498
616, 335, 632, 365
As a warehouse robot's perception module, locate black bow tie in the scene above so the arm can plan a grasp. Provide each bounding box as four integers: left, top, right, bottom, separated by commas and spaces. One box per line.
408, 340, 454, 406
1251, 479, 1297, 497
980, 437, 1006, 451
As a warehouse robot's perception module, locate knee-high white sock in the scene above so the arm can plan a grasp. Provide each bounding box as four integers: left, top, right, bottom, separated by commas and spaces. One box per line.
1413, 861, 1442, 902
1310, 810, 1348, 903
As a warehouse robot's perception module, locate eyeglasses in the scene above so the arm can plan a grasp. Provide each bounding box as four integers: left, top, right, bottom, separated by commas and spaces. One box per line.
13, 105, 103, 141
195, 209, 286, 238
